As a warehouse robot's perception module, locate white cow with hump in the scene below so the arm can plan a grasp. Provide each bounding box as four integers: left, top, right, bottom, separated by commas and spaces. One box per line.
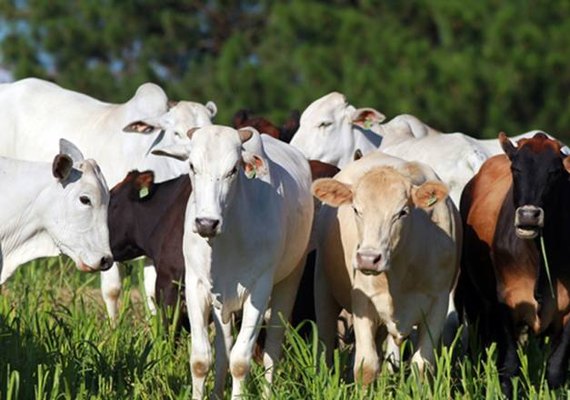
0, 77, 216, 320
152, 125, 314, 399
312, 151, 460, 383
0, 139, 112, 284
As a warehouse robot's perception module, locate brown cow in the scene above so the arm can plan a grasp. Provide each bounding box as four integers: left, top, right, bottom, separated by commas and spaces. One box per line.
232, 109, 300, 143
456, 132, 570, 396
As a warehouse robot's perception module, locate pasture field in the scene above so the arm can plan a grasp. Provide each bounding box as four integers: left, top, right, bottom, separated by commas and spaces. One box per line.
0, 258, 567, 399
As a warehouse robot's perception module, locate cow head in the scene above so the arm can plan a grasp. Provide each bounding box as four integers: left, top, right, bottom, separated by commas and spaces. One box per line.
500, 132, 570, 239
290, 92, 385, 167
123, 99, 217, 148
152, 125, 267, 238
46, 139, 113, 272
312, 167, 448, 275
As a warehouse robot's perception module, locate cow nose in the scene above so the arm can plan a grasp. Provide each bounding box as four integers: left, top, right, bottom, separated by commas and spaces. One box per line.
100, 256, 114, 271
356, 251, 382, 273
195, 218, 220, 237
516, 205, 544, 227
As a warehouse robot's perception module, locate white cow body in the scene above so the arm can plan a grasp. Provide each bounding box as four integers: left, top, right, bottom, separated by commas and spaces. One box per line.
0, 140, 112, 284
0, 77, 216, 320
153, 126, 313, 399
0, 78, 216, 185
312, 151, 460, 382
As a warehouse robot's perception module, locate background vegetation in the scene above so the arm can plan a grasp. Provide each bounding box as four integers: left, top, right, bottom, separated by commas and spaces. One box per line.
1, 1, 569, 140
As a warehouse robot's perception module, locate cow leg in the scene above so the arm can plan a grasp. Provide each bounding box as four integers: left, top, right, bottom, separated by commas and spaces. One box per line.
315, 256, 342, 365
352, 289, 379, 385
143, 258, 157, 315
496, 303, 518, 398
230, 275, 272, 399
186, 278, 213, 400
384, 335, 400, 372
212, 308, 233, 398
100, 262, 122, 324
411, 294, 448, 375
546, 319, 570, 388
262, 257, 306, 393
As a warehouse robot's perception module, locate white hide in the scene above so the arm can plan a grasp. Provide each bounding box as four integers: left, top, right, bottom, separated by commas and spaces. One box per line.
0, 140, 112, 284
153, 125, 314, 400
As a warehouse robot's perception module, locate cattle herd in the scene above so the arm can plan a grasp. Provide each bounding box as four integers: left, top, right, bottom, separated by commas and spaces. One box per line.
0, 77, 569, 398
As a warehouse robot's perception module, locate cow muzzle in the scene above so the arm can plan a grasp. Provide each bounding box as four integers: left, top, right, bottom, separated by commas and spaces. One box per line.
514, 205, 544, 239
355, 249, 385, 276
194, 217, 221, 238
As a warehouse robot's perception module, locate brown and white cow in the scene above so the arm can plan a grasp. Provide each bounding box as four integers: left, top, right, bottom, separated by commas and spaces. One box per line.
456, 133, 570, 396
312, 151, 460, 383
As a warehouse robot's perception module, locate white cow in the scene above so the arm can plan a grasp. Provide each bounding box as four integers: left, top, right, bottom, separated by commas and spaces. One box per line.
0, 139, 112, 284
0, 77, 217, 321
152, 125, 314, 399
290, 92, 489, 206
312, 151, 460, 382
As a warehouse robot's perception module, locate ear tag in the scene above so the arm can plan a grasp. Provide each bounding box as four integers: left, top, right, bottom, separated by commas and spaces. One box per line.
139, 186, 150, 198
363, 117, 373, 130
426, 193, 437, 207
245, 165, 257, 179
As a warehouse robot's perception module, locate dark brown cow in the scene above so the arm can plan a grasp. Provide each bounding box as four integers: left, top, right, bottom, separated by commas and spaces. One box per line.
232, 109, 300, 143
109, 171, 191, 331
456, 132, 570, 396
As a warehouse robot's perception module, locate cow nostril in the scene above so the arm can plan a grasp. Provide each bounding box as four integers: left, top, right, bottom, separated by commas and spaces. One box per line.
211, 219, 220, 230
101, 256, 113, 270
373, 254, 382, 264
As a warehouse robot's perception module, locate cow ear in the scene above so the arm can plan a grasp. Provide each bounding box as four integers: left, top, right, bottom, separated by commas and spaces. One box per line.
563, 156, 570, 173
151, 144, 190, 161
499, 132, 517, 159
412, 181, 448, 209
351, 107, 386, 130
123, 121, 157, 133
354, 149, 363, 161
52, 154, 73, 181
242, 153, 267, 179
312, 178, 353, 207
206, 101, 217, 118
59, 138, 85, 163
134, 171, 155, 199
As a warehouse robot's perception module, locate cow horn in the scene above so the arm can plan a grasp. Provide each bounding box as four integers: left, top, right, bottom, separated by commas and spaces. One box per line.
167, 100, 179, 110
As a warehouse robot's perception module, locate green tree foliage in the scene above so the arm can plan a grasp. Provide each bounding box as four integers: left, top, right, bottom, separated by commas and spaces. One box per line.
1, 0, 569, 140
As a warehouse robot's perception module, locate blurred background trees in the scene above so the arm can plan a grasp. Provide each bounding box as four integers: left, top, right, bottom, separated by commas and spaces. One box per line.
1, 0, 569, 139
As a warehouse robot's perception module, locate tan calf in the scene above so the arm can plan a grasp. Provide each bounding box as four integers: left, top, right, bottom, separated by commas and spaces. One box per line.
312, 152, 460, 384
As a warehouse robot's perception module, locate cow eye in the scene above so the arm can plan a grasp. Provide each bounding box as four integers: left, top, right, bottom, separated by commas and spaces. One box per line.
189, 163, 196, 173
79, 195, 92, 206
319, 121, 333, 128
352, 206, 360, 216
227, 166, 238, 178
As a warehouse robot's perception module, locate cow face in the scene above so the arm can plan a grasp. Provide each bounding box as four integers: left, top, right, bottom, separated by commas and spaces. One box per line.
290, 92, 385, 166
312, 168, 448, 275
500, 132, 570, 239
152, 125, 266, 238
46, 139, 113, 272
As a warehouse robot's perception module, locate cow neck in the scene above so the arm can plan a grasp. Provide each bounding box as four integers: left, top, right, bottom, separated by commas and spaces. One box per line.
134, 176, 190, 259
0, 162, 60, 284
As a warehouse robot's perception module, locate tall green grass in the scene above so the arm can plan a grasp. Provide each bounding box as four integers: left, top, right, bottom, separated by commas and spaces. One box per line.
0, 257, 568, 399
